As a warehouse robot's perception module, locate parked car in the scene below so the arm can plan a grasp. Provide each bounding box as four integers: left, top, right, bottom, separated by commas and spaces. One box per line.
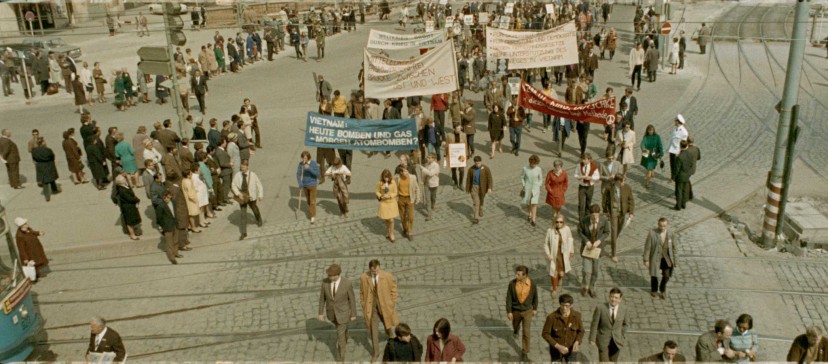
148, 3, 188, 15
4, 37, 82, 61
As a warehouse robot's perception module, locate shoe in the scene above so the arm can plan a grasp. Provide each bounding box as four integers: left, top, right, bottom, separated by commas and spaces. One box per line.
650, 291, 657, 298
13, 186, 25, 189
472, 218, 479, 224
189, 228, 202, 233
239, 233, 247, 240
170, 259, 178, 265
175, 254, 183, 258
673, 206, 682, 211
214, 207, 223, 211
516, 151, 520, 156
530, 220, 536, 227
257, 220, 263, 227
513, 331, 519, 339
310, 217, 316, 224
660, 292, 667, 300
407, 234, 413, 241
589, 289, 597, 298
611, 256, 619, 263
581, 287, 588, 297
180, 246, 193, 251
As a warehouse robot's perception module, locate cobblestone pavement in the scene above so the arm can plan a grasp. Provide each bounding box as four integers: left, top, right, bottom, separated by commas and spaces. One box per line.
9, 2, 828, 362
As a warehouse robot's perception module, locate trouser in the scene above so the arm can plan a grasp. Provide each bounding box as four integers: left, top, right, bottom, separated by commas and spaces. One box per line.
576, 122, 590, 155
209, 179, 220, 208
220, 172, 232, 203
302, 186, 317, 217
471, 185, 485, 220
397, 195, 413, 235
631, 65, 642, 89
239, 200, 262, 235
64, 75, 72, 94
610, 49, 616, 59
180, 93, 189, 111
651, 258, 673, 293
451, 168, 464, 187
317, 148, 337, 171
424, 186, 437, 218
317, 45, 325, 59
598, 338, 622, 362
6, 162, 20, 187
164, 230, 178, 262
267, 42, 275, 60
509, 126, 522, 152
368, 301, 391, 358
577, 185, 593, 221
609, 212, 620, 257
675, 180, 689, 209
196, 93, 205, 113
338, 149, 353, 170
700, 45, 706, 54
679, 50, 685, 68
466, 134, 475, 154
176, 227, 190, 248
276, 38, 284, 51
433, 110, 446, 135
294, 43, 302, 59
42, 181, 58, 200
648, 69, 657, 82
669, 153, 678, 180
40, 80, 49, 94
582, 256, 600, 291
333, 320, 349, 362
427, 143, 441, 160
544, 114, 552, 131
3, 75, 13, 95
550, 347, 579, 362
511, 309, 533, 354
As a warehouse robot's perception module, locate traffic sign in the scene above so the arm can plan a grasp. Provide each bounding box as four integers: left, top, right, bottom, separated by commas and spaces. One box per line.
137, 47, 169, 62
137, 61, 172, 75
661, 22, 672, 35
24, 11, 34, 22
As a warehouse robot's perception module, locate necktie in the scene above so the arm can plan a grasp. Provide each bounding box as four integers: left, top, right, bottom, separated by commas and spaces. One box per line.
332, 282, 337, 297
611, 307, 616, 323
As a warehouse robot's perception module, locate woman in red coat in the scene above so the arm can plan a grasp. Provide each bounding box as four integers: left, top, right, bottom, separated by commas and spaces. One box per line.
545, 160, 569, 220
425, 318, 465, 362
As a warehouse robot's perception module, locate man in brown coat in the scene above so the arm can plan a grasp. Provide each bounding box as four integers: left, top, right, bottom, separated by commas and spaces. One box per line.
787, 325, 828, 363
542, 294, 584, 362
465, 155, 493, 224
156, 119, 181, 151
167, 182, 192, 252
0, 129, 23, 189
359, 259, 400, 362
645, 40, 659, 82
162, 147, 183, 184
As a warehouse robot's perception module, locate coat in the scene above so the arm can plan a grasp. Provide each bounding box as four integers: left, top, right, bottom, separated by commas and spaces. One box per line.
639, 352, 686, 363
318, 277, 357, 324
461, 107, 476, 134
698, 26, 712, 46
544, 225, 574, 275
542, 308, 585, 350
132, 133, 148, 169
488, 112, 506, 141
359, 270, 400, 331
787, 334, 828, 363
168, 184, 189, 229
578, 215, 610, 254
117, 185, 142, 226
602, 182, 635, 216
85, 139, 107, 181
616, 129, 636, 164
181, 177, 199, 216
645, 47, 659, 70
62, 138, 84, 173
643, 228, 678, 277
673, 149, 695, 182
383, 335, 423, 362
0, 136, 21, 164
155, 201, 176, 233
589, 303, 629, 349
520, 165, 543, 205
545, 170, 568, 208
640, 134, 663, 171
16, 228, 48, 267
162, 152, 182, 183
465, 164, 493, 196
696, 330, 730, 362
86, 327, 126, 362
425, 334, 465, 362
375, 181, 399, 220
115, 141, 137, 173
31, 146, 58, 183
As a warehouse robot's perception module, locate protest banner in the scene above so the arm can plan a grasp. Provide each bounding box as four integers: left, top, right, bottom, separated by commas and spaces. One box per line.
545, 4, 555, 16
486, 22, 578, 69
518, 81, 617, 125
498, 15, 511, 29
448, 143, 468, 168
507, 77, 521, 95
446, 15, 455, 24
479, 12, 489, 24
304, 112, 419, 151
463, 14, 474, 25
505, 2, 515, 14
425, 20, 435, 32
367, 29, 446, 49
364, 40, 458, 98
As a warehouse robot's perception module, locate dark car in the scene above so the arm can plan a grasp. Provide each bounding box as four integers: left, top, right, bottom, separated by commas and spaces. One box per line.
4, 37, 82, 61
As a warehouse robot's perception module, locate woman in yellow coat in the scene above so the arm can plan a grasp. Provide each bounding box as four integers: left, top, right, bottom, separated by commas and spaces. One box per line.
181, 169, 202, 233
375, 169, 399, 242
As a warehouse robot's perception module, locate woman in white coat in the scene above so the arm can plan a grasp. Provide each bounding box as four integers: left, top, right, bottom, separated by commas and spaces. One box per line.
669, 37, 680, 75
544, 214, 574, 295
520, 154, 544, 226
616, 122, 636, 176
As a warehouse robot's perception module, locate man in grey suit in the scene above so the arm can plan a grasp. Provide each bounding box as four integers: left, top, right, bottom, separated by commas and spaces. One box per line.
214, 138, 232, 205
579, 204, 610, 298
318, 263, 357, 362
695, 320, 734, 362
643, 217, 678, 299
590, 287, 629, 362
317, 74, 332, 103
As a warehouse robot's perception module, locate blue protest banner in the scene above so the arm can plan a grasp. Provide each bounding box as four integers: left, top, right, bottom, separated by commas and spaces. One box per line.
304, 112, 419, 151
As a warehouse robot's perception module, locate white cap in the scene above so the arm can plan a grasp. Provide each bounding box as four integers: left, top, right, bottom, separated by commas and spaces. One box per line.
676, 114, 686, 124
14, 217, 27, 227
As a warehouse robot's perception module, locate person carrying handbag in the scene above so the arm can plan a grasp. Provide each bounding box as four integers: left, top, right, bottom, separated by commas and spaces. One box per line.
232, 160, 263, 240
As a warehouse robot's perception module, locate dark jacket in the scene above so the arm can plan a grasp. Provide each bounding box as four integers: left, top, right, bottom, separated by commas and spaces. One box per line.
578, 214, 610, 248
86, 327, 126, 362
602, 182, 635, 216
207, 128, 221, 148
191, 75, 208, 95
117, 185, 142, 226
85, 139, 107, 181
639, 352, 686, 362
31, 145, 58, 183
787, 334, 828, 363
673, 149, 695, 182
383, 106, 401, 120
465, 164, 493, 195
506, 278, 538, 313
695, 330, 729, 362
382, 335, 423, 362
685, 145, 701, 175
155, 201, 176, 233
542, 308, 585, 350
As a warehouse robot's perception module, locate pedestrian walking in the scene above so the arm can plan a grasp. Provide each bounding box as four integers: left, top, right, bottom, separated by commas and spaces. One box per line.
506, 96, 526, 156
503, 265, 540, 361
115, 175, 142, 240
0, 129, 23, 189
575, 153, 600, 221
629, 43, 644, 91
669, 37, 680, 74
425, 318, 466, 362
787, 325, 828, 363
86, 317, 127, 362
297, 151, 319, 224
643, 217, 677, 299
419, 153, 440, 221
667, 115, 688, 180
602, 175, 634, 263
645, 40, 659, 82
31, 137, 60, 202
640, 125, 663, 189
324, 158, 351, 219
396, 164, 420, 241
488, 104, 506, 158
191, 70, 208, 114
466, 155, 493, 224
590, 287, 629, 362
730, 314, 758, 362
317, 263, 357, 362
696, 320, 735, 362
359, 259, 400, 362
616, 123, 636, 176
545, 214, 574, 295
542, 294, 585, 362
15, 217, 50, 278
673, 141, 693, 210
520, 154, 543, 226
544, 160, 568, 219
639, 340, 686, 362
460, 100, 476, 155
376, 169, 399, 242
382, 323, 423, 362
579, 204, 609, 298
232, 160, 263, 240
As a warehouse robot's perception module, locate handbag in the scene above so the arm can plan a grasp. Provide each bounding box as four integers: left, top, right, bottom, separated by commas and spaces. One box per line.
22, 265, 37, 281
519, 188, 525, 198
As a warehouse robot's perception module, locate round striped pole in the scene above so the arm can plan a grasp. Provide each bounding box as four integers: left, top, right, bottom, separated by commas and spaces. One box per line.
762, 179, 783, 244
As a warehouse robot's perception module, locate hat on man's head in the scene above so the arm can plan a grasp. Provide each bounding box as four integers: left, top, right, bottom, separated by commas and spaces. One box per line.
676, 114, 686, 125
195, 117, 204, 125
14, 217, 27, 227
326, 263, 342, 276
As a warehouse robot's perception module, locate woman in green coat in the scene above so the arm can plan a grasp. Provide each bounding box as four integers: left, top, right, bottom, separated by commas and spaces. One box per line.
113, 70, 126, 111
214, 41, 226, 73
640, 124, 664, 189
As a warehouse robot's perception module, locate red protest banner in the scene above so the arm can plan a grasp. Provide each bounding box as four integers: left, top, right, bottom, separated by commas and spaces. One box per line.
518, 81, 617, 126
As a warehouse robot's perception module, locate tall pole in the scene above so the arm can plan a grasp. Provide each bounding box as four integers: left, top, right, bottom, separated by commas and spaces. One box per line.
761, 0, 810, 248
162, 1, 188, 137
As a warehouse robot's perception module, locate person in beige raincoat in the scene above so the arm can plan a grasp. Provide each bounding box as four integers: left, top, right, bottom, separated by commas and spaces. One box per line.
359, 259, 400, 362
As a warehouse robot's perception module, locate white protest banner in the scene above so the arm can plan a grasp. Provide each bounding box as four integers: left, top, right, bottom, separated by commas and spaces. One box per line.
545, 4, 555, 16
446, 15, 455, 24
439, 0, 447, 4
505, 2, 515, 14
508, 77, 521, 95
499, 15, 511, 29
425, 20, 435, 32
463, 14, 474, 25
364, 41, 458, 99
479, 12, 489, 24
486, 21, 578, 69
367, 29, 446, 49
448, 143, 468, 168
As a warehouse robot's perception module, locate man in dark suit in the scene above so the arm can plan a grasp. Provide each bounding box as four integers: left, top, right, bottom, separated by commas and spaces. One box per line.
215, 138, 232, 205
639, 340, 686, 363
204, 147, 223, 211
602, 175, 634, 263
156, 119, 181, 151
207, 118, 222, 149
317, 74, 332, 103
243, 98, 262, 148
673, 141, 694, 210
105, 127, 119, 178
86, 316, 126, 362
579, 204, 610, 298
685, 136, 701, 200
643, 217, 678, 299
590, 287, 629, 362
192, 119, 207, 140
0, 129, 23, 189
619, 88, 638, 119
156, 191, 181, 264
191, 70, 208, 114
167, 182, 192, 252
695, 320, 734, 362
318, 263, 357, 362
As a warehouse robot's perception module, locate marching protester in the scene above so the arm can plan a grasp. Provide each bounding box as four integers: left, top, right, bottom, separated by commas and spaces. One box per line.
297, 151, 319, 224
376, 169, 399, 243
545, 213, 574, 295
488, 104, 506, 159
232, 160, 263, 240
395, 164, 420, 241
466, 155, 492, 224
324, 157, 352, 219
419, 153, 440, 221
520, 154, 543, 226
359, 259, 400, 362
544, 160, 568, 219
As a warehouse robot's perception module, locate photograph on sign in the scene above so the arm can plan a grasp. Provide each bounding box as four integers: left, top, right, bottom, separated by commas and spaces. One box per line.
508, 77, 521, 95
425, 20, 435, 32
463, 15, 474, 25
448, 143, 468, 169
446, 15, 454, 24
499, 16, 511, 29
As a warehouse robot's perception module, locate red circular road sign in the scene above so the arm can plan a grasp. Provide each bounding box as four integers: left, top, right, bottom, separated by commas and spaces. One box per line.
661, 22, 672, 35
24, 11, 35, 22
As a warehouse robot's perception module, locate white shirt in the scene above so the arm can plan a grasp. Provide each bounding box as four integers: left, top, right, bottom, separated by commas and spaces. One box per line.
331, 277, 341, 296
666, 125, 688, 155
577, 162, 600, 187
95, 327, 108, 349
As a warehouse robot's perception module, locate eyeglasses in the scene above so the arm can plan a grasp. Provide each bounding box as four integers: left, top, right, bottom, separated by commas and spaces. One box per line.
555, 221, 565, 224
